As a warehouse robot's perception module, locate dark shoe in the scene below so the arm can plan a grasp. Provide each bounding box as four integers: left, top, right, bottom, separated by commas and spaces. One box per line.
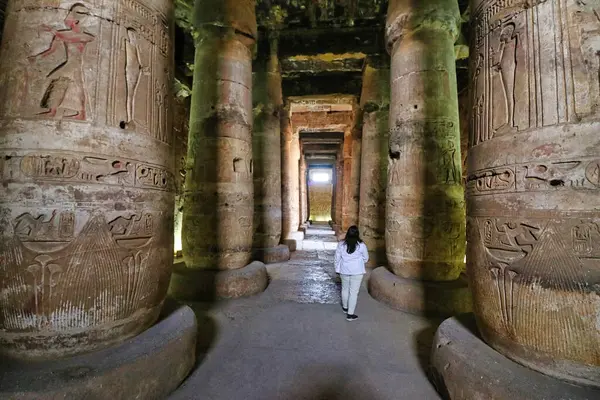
342, 307, 348, 313
346, 314, 358, 321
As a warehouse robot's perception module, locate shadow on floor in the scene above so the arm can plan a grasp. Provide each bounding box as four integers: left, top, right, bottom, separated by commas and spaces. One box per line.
277, 364, 385, 400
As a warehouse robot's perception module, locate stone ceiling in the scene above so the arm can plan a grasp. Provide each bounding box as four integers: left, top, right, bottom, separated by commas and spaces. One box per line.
174, 0, 470, 98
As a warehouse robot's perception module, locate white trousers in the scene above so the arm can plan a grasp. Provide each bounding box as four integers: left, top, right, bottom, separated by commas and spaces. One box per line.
341, 274, 364, 315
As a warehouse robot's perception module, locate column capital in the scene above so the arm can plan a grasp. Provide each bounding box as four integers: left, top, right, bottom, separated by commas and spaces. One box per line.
385, 0, 461, 53
360, 64, 390, 112
194, 0, 257, 48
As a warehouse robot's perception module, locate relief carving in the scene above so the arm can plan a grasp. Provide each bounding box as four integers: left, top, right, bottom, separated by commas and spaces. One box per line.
27, 4, 95, 121
4, 152, 174, 191
123, 28, 147, 129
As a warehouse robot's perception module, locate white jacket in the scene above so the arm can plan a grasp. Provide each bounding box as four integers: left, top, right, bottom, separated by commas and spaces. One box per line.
335, 241, 369, 275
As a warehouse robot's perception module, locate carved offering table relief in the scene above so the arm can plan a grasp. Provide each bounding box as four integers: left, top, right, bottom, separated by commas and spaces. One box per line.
0, 0, 175, 360
467, 0, 600, 387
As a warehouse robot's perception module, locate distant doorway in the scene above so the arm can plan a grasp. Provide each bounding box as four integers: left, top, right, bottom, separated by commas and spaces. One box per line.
308, 167, 333, 222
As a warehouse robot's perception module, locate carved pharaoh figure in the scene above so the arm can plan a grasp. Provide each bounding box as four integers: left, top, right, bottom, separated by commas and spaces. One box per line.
124, 27, 144, 128
28, 3, 95, 120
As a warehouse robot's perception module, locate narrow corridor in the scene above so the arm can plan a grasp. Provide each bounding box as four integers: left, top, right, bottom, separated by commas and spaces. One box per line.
171, 226, 442, 400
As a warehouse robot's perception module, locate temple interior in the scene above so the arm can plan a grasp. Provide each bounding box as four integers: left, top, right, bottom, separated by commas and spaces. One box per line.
1, 0, 599, 399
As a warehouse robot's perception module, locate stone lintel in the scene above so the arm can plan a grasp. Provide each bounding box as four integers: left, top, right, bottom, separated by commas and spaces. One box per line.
430, 314, 600, 399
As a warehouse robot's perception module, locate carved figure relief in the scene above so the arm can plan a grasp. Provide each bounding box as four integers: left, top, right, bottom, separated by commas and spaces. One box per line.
123, 28, 145, 129
27, 4, 95, 120
491, 23, 517, 133
108, 0, 171, 143
439, 140, 459, 184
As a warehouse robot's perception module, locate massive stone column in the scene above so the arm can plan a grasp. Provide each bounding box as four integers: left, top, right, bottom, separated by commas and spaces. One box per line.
0, 0, 177, 359
252, 34, 289, 264
341, 126, 361, 232
462, 0, 600, 389
174, 0, 267, 300
369, 0, 471, 316
299, 154, 308, 228
358, 62, 390, 268
333, 148, 344, 235
281, 107, 303, 249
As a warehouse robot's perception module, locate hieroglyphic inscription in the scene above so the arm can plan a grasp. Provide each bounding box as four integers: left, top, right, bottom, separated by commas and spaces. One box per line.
468, 158, 600, 195
388, 120, 459, 186
14, 210, 75, 242
2, 152, 174, 191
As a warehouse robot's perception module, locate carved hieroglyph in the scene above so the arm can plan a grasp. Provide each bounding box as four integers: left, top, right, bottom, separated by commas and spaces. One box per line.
385, 0, 465, 282
252, 40, 283, 250
358, 64, 389, 266
182, 0, 257, 270
0, 0, 174, 359
468, 0, 600, 387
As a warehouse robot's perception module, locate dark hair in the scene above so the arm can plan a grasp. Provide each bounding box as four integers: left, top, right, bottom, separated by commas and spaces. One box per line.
344, 225, 363, 254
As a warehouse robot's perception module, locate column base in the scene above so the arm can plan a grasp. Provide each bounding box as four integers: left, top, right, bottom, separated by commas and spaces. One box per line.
365, 249, 386, 269
282, 231, 305, 252
367, 267, 472, 317
0, 301, 196, 400
253, 245, 291, 264
430, 314, 600, 399
169, 260, 268, 301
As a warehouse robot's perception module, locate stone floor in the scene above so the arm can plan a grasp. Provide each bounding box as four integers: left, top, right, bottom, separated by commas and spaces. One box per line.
170, 226, 443, 400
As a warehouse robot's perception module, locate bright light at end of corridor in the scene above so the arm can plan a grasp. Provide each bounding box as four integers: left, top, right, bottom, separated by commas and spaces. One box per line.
311, 172, 331, 183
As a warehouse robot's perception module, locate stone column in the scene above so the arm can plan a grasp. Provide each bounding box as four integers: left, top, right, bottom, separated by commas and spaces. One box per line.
358, 62, 390, 268
0, 0, 177, 359
299, 154, 308, 229
333, 148, 344, 235
463, 0, 600, 388
251, 33, 289, 264
341, 126, 361, 232
281, 108, 303, 249
368, 0, 471, 316
174, 0, 267, 300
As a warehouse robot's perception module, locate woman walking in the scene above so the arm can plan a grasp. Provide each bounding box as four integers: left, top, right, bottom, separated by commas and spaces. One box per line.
335, 225, 369, 321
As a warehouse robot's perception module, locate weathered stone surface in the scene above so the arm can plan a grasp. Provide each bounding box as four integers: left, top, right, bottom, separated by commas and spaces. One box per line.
359, 64, 389, 268
169, 260, 268, 300
0, 302, 197, 400
182, 2, 256, 271
368, 267, 472, 317
0, 0, 175, 359
281, 239, 297, 252
430, 315, 600, 400
281, 107, 301, 242
253, 244, 291, 264
467, 0, 600, 387
253, 36, 283, 251
341, 125, 361, 232
385, 0, 465, 282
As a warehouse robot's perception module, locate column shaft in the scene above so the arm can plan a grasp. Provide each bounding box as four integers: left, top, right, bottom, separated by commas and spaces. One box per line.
0, 0, 175, 359
467, 0, 600, 387
385, 0, 465, 281
281, 109, 301, 244
252, 37, 283, 250
359, 64, 390, 267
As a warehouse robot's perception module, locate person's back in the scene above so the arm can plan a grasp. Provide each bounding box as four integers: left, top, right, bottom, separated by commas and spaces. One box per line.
335, 226, 369, 321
